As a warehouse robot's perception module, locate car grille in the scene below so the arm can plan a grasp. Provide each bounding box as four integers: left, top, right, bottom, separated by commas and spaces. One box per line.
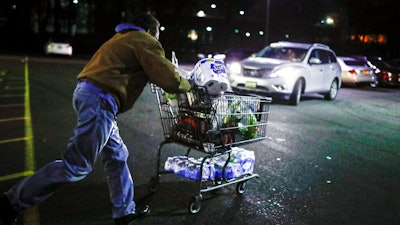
243, 68, 270, 78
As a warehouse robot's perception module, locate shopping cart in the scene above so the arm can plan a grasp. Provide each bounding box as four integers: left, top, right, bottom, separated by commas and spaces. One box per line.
148, 83, 272, 213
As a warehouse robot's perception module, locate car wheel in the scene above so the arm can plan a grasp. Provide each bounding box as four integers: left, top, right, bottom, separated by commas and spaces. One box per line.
289, 80, 302, 105
324, 79, 338, 100
370, 76, 379, 88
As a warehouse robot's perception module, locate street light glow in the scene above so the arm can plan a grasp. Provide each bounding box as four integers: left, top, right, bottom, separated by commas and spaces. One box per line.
326, 17, 334, 25
187, 29, 198, 41
321, 17, 334, 25
197, 10, 206, 17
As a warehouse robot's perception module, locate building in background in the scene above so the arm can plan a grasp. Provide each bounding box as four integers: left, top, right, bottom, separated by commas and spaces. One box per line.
1, 0, 399, 62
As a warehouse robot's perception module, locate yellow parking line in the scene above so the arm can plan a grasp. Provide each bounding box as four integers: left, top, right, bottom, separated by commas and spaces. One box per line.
22, 56, 40, 225
0, 56, 39, 224
0, 94, 24, 97
4, 86, 25, 90
0, 137, 29, 144
0, 171, 35, 182
0, 103, 24, 108
0, 117, 25, 122
24, 56, 35, 172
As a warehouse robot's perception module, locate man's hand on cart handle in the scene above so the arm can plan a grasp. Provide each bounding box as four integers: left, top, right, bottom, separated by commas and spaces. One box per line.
171, 51, 196, 88
171, 51, 179, 67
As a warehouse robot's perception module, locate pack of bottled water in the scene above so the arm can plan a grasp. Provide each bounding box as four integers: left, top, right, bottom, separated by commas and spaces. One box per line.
214, 147, 255, 179
164, 147, 255, 180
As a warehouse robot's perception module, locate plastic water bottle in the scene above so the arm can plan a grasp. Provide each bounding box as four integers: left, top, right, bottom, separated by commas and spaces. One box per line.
172, 156, 188, 175
231, 147, 255, 174
184, 160, 198, 179
206, 159, 216, 180
164, 156, 176, 172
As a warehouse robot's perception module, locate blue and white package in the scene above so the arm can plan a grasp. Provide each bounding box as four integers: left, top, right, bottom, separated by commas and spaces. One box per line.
191, 58, 229, 95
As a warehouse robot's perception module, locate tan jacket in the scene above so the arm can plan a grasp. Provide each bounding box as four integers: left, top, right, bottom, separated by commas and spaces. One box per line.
77, 30, 191, 113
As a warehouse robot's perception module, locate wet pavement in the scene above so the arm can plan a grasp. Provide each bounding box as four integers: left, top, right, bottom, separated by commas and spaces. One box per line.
1, 55, 400, 225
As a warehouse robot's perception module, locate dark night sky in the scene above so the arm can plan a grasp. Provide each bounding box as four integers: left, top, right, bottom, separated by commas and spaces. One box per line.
1, 0, 399, 57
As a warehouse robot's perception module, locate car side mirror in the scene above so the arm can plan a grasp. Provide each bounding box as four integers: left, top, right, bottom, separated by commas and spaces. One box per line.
309, 57, 321, 65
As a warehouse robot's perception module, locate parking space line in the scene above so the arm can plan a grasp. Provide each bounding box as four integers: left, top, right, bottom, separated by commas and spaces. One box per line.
22, 57, 40, 225
0, 137, 29, 144
23, 57, 35, 173
0, 171, 34, 182
0, 103, 24, 108
0, 117, 25, 122
4, 86, 25, 90
0, 56, 39, 224
1, 94, 24, 97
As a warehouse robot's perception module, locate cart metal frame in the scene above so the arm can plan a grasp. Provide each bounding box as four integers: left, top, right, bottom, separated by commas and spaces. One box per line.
148, 84, 272, 213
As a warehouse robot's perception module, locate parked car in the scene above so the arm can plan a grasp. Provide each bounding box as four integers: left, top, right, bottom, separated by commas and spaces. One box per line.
337, 56, 376, 87
44, 38, 73, 56
228, 41, 341, 105
352, 56, 400, 87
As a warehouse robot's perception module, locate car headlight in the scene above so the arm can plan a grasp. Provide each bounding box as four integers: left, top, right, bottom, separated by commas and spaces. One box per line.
229, 62, 242, 74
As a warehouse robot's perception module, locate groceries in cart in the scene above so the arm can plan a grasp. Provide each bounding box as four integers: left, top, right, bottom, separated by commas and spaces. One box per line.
189, 58, 230, 95
217, 96, 260, 140
169, 90, 269, 152
154, 52, 271, 153
150, 54, 272, 213
164, 147, 255, 180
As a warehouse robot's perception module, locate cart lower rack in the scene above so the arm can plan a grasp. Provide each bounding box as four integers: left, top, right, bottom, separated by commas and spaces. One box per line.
148, 84, 272, 213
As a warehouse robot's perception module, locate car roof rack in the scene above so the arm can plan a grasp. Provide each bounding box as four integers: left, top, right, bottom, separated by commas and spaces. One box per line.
270, 41, 311, 48
311, 43, 330, 49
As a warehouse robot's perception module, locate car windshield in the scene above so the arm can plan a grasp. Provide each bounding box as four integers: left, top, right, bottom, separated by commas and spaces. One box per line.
343, 60, 367, 66
256, 46, 308, 61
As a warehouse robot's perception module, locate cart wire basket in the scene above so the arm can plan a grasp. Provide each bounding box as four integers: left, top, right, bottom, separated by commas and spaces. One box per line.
152, 84, 271, 153
149, 83, 272, 213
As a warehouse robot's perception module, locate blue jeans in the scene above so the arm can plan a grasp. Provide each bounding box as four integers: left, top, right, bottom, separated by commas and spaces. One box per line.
5, 81, 135, 219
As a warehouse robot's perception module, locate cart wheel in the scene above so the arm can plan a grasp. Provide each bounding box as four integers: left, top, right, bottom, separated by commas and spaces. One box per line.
236, 181, 247, 194
214, 178, 223, 185
189, 194, 202, 214
148, 176, 160, 193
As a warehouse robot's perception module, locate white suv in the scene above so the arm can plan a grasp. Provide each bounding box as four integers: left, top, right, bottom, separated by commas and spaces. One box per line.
228, 41, 341, 105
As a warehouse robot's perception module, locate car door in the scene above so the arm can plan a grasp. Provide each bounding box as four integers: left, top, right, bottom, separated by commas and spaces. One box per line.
307, 49, 327, 92
323, 51, 341, 90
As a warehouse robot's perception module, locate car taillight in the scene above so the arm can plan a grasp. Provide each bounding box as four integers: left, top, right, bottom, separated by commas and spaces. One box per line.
348, 69, 357, 81
382, 72, 392, 81
348, 69, 357, 75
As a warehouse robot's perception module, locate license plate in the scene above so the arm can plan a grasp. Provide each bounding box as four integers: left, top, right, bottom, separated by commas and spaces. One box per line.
245, 81, 257, 88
